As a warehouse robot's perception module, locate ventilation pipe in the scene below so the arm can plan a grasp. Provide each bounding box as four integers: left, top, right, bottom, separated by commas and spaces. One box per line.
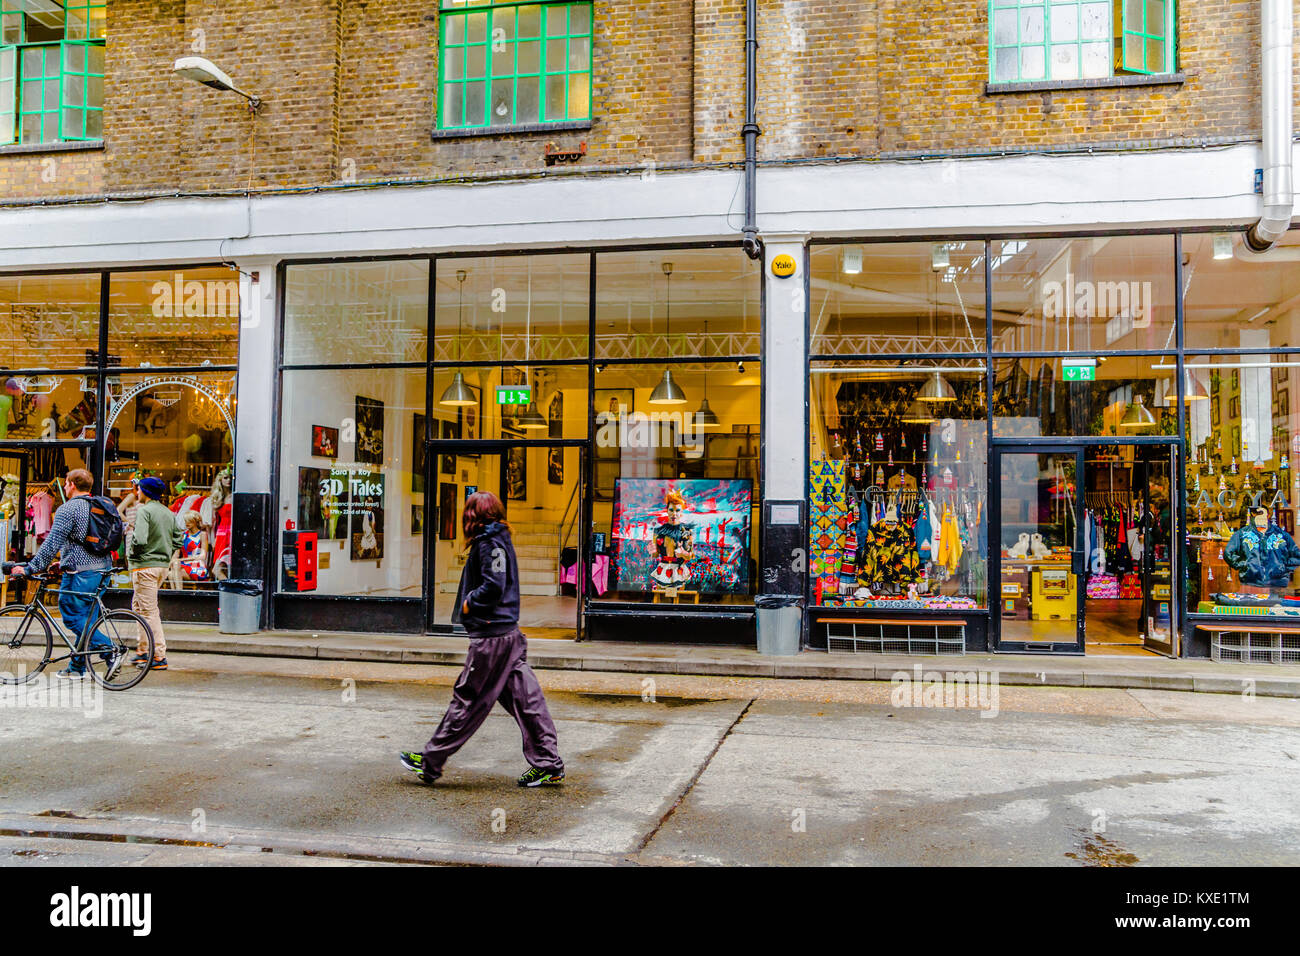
741, 0, 762, 260
1246, 0, 1294, 252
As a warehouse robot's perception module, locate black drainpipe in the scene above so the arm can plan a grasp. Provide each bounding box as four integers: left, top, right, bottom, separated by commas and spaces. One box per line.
741, 0, 762, 260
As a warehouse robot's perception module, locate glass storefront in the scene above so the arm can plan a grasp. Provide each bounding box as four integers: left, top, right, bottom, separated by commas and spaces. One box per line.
809, 229, 1300, 658
275, 246, 762, 635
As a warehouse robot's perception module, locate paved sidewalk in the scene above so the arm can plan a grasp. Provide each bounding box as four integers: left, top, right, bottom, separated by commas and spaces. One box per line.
162, 624, 1300, 698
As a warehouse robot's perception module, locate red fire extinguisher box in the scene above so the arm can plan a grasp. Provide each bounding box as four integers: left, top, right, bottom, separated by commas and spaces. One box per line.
281, 530, 318, 592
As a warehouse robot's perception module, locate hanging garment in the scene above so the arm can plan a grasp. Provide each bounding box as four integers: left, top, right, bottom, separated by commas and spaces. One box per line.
859, 519, 922, 589
914, 496, 934, 564
935, 505, 963, 574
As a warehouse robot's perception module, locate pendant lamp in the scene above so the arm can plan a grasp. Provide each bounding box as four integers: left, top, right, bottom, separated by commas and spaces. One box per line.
901, 399, 935, 423
440, 270, 477, 406
517, 401, 548, 429
693, 304, 720, 427
649, 262, 687, 405
917, 371, 956, 402
1120, 394, 1156, 428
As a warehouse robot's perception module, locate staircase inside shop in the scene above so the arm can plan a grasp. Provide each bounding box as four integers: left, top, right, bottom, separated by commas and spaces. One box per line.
510, 510, 566, 596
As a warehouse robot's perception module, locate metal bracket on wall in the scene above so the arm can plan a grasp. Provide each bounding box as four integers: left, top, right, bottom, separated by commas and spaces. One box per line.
544, 141, 587, 166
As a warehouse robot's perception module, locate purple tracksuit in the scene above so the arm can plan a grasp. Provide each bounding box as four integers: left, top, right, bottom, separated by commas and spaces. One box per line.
420, 523, 563, 779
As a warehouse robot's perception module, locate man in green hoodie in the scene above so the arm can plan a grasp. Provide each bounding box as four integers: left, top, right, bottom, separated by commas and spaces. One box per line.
128, 476, 183, 671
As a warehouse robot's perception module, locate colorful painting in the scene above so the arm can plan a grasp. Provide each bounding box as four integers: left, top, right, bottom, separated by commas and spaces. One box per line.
610, 478, 752, 595
438, 482, 458, 541
355, 396, 384, 465
412, 413, 426, 494
312, 425, 338, 459
298, 466, 349, 540
348, 470, 385, 561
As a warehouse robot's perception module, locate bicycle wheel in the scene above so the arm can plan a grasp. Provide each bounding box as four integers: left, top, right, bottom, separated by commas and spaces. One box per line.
0, 604, 53, 685
84, 609, 154, 691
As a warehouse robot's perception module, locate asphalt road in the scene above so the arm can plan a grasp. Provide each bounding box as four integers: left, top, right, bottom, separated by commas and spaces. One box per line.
2, 655, 1299, 866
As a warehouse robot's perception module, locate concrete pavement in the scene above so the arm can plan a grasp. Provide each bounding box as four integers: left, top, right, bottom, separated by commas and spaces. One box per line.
161, 623, 1300, 697
3, 653, 1299, 866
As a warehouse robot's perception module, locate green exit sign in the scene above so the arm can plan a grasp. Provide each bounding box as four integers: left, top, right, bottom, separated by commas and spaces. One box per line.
1062, 362, 1096, 382
496, 387, 531, 405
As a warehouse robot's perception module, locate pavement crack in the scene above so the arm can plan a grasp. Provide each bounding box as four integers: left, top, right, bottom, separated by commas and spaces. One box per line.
632, 698, 755, 856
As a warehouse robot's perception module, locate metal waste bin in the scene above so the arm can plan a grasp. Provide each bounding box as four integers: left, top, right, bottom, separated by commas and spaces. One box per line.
756, 594, 803, 656
218, 579, 264, 635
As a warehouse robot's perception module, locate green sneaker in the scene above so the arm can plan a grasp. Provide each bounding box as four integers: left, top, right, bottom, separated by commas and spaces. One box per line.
517, 766, 565, 788
399, 751, 437, 783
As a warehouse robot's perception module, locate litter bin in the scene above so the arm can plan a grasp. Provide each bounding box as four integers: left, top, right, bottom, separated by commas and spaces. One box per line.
755, 594, 803, 656
218, 579, 264, 635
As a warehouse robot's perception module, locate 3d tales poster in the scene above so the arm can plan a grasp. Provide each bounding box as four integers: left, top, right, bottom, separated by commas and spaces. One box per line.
611, 478, 753, 595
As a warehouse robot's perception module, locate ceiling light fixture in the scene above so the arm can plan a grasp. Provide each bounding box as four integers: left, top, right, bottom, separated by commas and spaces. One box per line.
440, 271, 477, 406
649, 262, 687, 405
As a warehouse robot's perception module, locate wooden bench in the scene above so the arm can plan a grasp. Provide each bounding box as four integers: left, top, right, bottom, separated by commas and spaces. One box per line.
1196, 623, 1300, 664
820, 616, 967, 656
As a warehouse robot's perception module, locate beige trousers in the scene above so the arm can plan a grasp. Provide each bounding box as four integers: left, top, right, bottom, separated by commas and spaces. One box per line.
131, 567, 168, 658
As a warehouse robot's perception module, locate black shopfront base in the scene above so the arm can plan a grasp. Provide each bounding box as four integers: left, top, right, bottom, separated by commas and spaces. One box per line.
104, 588, 219, 625
272, 594, 424, 634
586, 605, 755, 645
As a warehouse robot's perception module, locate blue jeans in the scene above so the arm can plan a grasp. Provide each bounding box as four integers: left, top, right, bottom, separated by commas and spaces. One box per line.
59, 570, 112, 673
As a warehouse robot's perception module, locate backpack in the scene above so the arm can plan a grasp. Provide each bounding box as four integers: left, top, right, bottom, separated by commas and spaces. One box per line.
79, 495, 125, 556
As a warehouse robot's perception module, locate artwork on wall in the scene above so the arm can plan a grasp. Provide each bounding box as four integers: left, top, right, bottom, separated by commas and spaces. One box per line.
610, 478, 753, 595
312, 425, 338, 459
548, 390, 564, 439
412, 413, 427, 494
297, 466, 349, 540
411, 505, 424, 535
594, 388, 636, 501
355, 396, 384, 465
439, 418, 457, 475
438, 482, 458, 541
457, 384, 482, 445
349, 469, 385, 561
595, 388, 634, 419
503, 427, 527, 501
548, 446, 564, 486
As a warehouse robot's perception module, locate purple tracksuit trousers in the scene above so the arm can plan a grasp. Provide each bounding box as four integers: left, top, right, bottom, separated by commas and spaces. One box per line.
420, 627, 563, 779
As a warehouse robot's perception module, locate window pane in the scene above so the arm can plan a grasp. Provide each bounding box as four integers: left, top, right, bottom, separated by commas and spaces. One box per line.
569, 35, 590, 71
63, 74, 85, 107
61, 106, 83, 138
430, 364, 588, 440
442, 82, 463, 126
278, 368, 427, 597
994, 46, 1018, 81
546, 37, 567, 70
1182, 230, 1300, 350
517, 39, 540, 74
1184, 355, 1300, 613
809, 359, 988, 610
544, 73, 565, 119
596, 249, 762, 361
1020, 45, 1045, 80
809, 242, 988, 356
108, 268, 242, 368
465, 45, 486, 78
990, 235, 1176, 353
570, 4, 591, 34
464, 79, 486, 125
516, 75, 540, 121
445, 14, 465, 45
567, 71, 589, 120
1082, 2, 1109, 39
1050, 43, 1078, 80
443, 47, 464, 80
435, 253, 589, 364
0, 272, 101, 370
545, 5, 568, 37
490, 77, 513, 124
465, 11, 487, 43
591, 362, 761, 606
84, 107, 101, 138
992, 356, 1177, 437
517, 4, 541, 38
107, 371, 237, 591
1019, 5, 1045, 43
63, 42, 85, 73
1145, 37, 1164, 72
1050, 4, 1078, 42
284, 260, 429, 365
1081, 41, 1109, 77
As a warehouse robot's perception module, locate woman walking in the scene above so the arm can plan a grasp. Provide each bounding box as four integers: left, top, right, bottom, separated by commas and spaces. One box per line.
400, 491, 565, 787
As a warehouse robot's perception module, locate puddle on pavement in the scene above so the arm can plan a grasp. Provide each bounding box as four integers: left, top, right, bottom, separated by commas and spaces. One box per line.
568, 692, 722, 707
1064, 828, 1139, 866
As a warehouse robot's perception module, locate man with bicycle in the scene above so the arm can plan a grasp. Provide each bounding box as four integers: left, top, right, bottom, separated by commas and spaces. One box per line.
11, 468, 119, 680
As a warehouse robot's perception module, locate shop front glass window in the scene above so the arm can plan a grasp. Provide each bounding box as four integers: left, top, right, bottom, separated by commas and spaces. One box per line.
589, 362, 760, 606
990, 235, 1176, 353
278, 368, 427, 598
0, 272, 100, 371
430, 364, 588, 441
284, 260, 429, 366
1183, 230, 1300, 351
108, 268, 241, 368
809, 360, 989, 610
595, 249, 761, 361
992, 354, 1178, 437
1184, 354, 1300, 615
104, 372, 237, 591
809, 242, 987, 357
434, 253, 589, 364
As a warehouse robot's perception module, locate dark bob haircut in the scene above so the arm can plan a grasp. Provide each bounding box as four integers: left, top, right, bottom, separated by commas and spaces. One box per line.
463, 490, 510, 540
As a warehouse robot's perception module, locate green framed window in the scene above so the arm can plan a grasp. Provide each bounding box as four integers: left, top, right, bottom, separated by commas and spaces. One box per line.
438, 0, 592, 131
0, 0, 105, 146
989, 0, 1174, 83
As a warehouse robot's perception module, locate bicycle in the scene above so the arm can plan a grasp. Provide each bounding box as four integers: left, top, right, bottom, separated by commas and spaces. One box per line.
0, 564, 155, 691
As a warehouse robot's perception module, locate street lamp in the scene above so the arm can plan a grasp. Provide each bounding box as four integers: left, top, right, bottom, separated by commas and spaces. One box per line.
173, 57, 262, 112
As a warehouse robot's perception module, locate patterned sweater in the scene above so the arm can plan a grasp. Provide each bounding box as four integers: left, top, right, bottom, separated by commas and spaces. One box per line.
28, 496, 113, 575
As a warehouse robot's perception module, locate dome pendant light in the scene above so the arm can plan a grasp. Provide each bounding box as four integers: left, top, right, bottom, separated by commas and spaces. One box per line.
917, 371, 956, 403
650, 262, 687, 406
440, 270, 477, 406
694, 301, 720, 427
518, 401, 548, 430
901, 399, 935, 424
1120, 394, 1157, 428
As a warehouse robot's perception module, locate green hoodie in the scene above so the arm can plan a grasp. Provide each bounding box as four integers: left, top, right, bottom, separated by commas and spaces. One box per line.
128, 499, 184, 570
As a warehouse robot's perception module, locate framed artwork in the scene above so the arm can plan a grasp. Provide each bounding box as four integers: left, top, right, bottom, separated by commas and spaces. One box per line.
1279, 389, 1291, 418
1231, 425, 1241, 459
609, 478, 753, 595
548, 390, 564, 439
595, 388, 635, 420
355, 396, 384, 465
1229, 396, 1240, 419
298, 466, 349, 540
548, 445, 564, 485
457, 384, 482, 445
349, 470, 385, 561
439, 418, 457, 475
1231, 369, 1239, 393
1211, 401, 1220, 428
438, 482, 458, 541
412, 413, 426, 494
503, 427, 527, 501
594, 388, 637, 500
1274, 363, 1289, 387
411, 505, 424, 535
312, 425, 338, 459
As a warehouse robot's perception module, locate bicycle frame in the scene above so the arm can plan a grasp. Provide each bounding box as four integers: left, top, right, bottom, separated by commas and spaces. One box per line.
14, 570, 116, 667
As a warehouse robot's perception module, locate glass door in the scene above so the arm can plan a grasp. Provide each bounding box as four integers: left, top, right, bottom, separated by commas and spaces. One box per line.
994, 447, 1085, 653
426, 443, 585, 639
1135, 444, 1177, 656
